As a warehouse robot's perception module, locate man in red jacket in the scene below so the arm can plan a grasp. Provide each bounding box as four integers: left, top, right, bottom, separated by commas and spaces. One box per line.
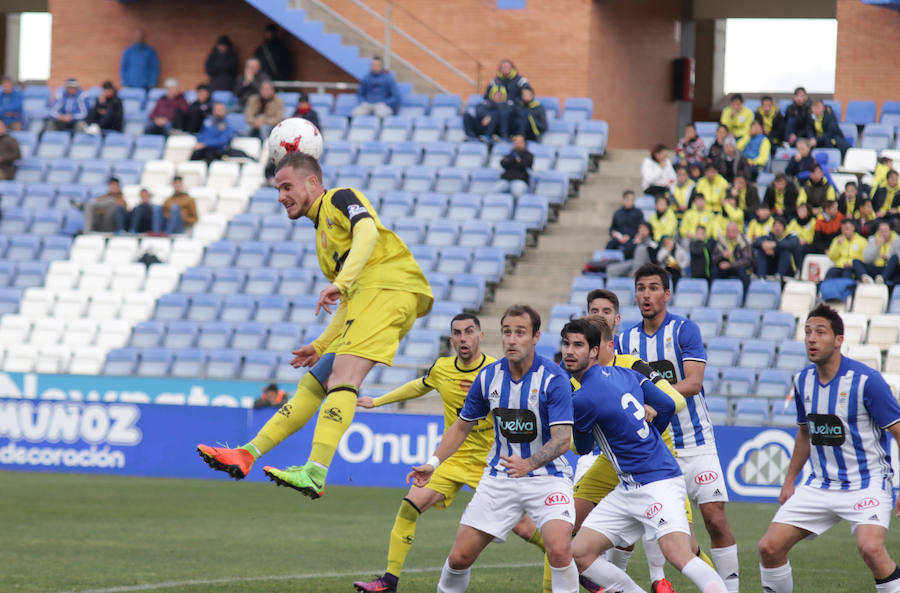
145, 78, 188, 136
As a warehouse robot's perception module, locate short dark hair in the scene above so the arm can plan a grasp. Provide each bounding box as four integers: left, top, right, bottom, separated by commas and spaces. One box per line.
372, 55, 383, 63
773, 215, 787, 226
275, 151, 323, 180
841, 217, 856, 227
811, 98, 824, 107
858, 197, 871, 207
451, 313, 481, 330
101, 80, 115, 91
761, 95, 773, 102
794, 86, 807, 94
729, 93, 744, 103
824, 200, 838, 210
877, 219, 891, 230
108, 176, 120, 184
845, 180, 858, 189
196, 83, 210, 92
586, 288, 619, 313
173, 175, 183, 182
560, 317, 604, 349
716, 124, 728, 132
634, 263, 670, 291
807, 304, 844, 336
264, 382, 279, 392
622, 189, 635, 198
888, 169, 899, 179
585, 315, 614, 343
774, 172, 787, 181
501, 304, 541, 335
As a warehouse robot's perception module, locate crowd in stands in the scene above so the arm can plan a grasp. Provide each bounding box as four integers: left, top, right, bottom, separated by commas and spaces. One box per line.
463, 59, 547, 143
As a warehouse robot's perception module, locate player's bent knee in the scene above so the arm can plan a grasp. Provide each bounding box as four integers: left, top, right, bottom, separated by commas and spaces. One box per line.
448, 550, 477, 570
758, 534, 787, 565
857, 538, 888, 568
572, 546, 597, 572
546, 545, 573, 568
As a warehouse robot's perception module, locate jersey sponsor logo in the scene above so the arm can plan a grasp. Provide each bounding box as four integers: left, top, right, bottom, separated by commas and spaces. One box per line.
648, 360, 677, 382
695, 470, 719, 485
713, 488, 723, 497
853, 497, 880, 511
645, 502, 663, 518
807, 413, 845, 446
347, 204, 368, 219
459, 379, 472, 392
545, 492, 571, 506
494, 408, 538, 443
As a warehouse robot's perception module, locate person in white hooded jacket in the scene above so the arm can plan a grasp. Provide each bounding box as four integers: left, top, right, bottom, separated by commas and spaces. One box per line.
641, 143, 677, 199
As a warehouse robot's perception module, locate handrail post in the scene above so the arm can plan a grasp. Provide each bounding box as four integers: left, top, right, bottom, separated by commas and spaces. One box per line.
384, 1, 392, 71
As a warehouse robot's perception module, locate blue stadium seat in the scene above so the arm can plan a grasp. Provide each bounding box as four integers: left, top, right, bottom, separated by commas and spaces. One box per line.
703, 365, 721, 394
536, 96, 560, 120
435, 168, 469, 194
708, 278, 744, 309
444, 192, 480, 221
422, 142, 457, 168
99, 132, 133, 161
197, 321, 234, 349
21, 183, 57, 210
425, 219, 461, 247
225, 214, 261, 241
562, 97, 593, 122
334, 93, 359, 117
398, 94, 429, 119
357, 141, 390, 166
242, 350, 278, 381
206, 350, 242, 379
37, 131, 71, 159
380, 116, 413, 142
739, 339, 776, 368
380, 191, 414, 218
526, 143, 556, 172
269, 242, 304, 269
719, 366, 756, 396
706, 337, 741, 366
393, 217, 426, 245
30, 210, 63, 235
309, 92, 334, 114
757, 369, 792, 397
470, 247, 506, 283
776, 340, 808, 371
235, 241, 271, 269
411, 117, 445, 144
322, 140, 357, 167
171, 349, 207, 378
247, 194, 278, 215
14, 158, 46, 183
211, 268, 247, 295
232, 322, 267, 350
745, 280, 781, 310
425, 272, 450, 301
480, 193, 514, 222
468, 168, 501, 194
759, 310, 796, 341
155, 293, 189, 321
455, 143, 488, 168
575, 120, 608, 156
6, 235, 41, 262
549, 304, 584, 335
203, 241, 238, 268
543, 120, 575, 147
388, 141, 422, 167
78, 160, 113, 185
40, 235, 73, 262
245, 268, 280, 296
602, 277, 633, 307
289, 295, 325, 323
734, 397, 770, 424
10, 131, 37, 157
514, 194, 549, 231
104, 348, 139, 376
425, 300, 464, 330
187, 294, 223, 322
348, 115, 381, 143
673, 278, 709, 309
824, 99, 842, 122
335, 164, 370, 189
162, 321, 199, 349
492, 220, 526, 256
861, 123, 894, 151
449, 274, 486, 309
255, 294, 289, 323
845, 100, 876, 125
220, 295, 256, 323
403, 329, 442, 362
12, 261, 48, 288
137, 348, 174, 376
179, 267, 214, 293
369, 165, 403, 192
410, 245, 438, 271
430, 94, 461, 121
112, 160, 143, 185
260, 215, 292, 241
69, 133, 101, 160
812, 148, 842, 171
0, 207, 33, 234
0, 180, 24, 203
689, 307, 724, 339
534, 171, 569, 205
569, 276, 603, 306
555, 146, 589, 180
120, 87, 148, 111
723, 309, 761, 339
412, 192, 447, 220
266, 322, 304, 351
458, 220, 493, 249
0, 287, 23, 315
320, 115, 349, 140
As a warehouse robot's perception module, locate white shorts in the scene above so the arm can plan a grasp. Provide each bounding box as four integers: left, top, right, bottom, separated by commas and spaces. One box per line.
678, 452, 729, 504
772, 484, 893, 537
580, 476, 691, 548
574, 452, 600, 484
460, 474, 575, 542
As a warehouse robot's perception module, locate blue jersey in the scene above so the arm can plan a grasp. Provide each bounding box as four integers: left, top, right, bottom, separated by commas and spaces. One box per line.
573, 365, 682, 489
794, 356, 900, 491
617, 312, 714, 454
460, 354, 573, 479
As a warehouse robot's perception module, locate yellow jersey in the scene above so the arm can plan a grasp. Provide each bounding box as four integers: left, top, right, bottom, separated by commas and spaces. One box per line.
372, 354, 496, 465
828, 233, 867, 268
307, 187, 433, 316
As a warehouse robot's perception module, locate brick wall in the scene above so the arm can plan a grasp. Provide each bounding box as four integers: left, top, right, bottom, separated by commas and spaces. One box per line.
835, 0, 900, 117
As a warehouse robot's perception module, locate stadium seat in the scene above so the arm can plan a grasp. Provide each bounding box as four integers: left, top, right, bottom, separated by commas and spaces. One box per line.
6, 235, 41, 262
369, 166, 403, 192
839, 311, 868, 345
543, 120, 575, 147
704, 366, 720, 394
160, 320, 199, 349
885, 345, 900, 374
265, 323, 303, 352
206, 350, 242, 379
845, 100, 876, 125
393, 217, 426, 245
104, 348, 139, 376
720, 367, 756, 396
0, 207, 33, 235
514, 194, 549, 230
776, 340, 808, 372
605, 277, 635, 308
780, 280, 817, 315
536, 96, 560, 120
347, 115, 381, 143
575, 120, 608, 156
403, 329, 442, 362
672, 278, 709, 309
449, 274, 486, 309
852, 283, 889, 315
533, 171, 569, 205
411, 117, 445, 144
388, 141, 421, 167
759, 311, 796, 342
848, 344, 882, 371
455, 143, 488, 169
734, 397, 770, 425
841, 147, 877, 173
757, 369, 792, 397
562, 97, 593, 122
424, 301, 463, 331
380, 116, 413, 143
435, 168, 470, 195
356, 141, 390, 167
162, 135, 197, 163
706, 337, 740, 367
411, 192, 447, 220
549, 304, 584, 336
468, 168, 502, 195
136, 348, 173, 376
470, 247, 506, 283
37, 131, 71, 159
436, 246, 472, 275
14, 158, 46, 183
480, 193, 515, 222
745, 280, 781, 310
241, 350, 278, 381
169, 349, 207, 378
425, 272, 450, 301
185, 294, 221, 322
723, 309, 761, 339
211, 268, 247, 296
194, 321, 232, 350
867, 314, 900, 348
689, 307, 724, 339
708, 279, 744, 309
492, 221, 527, 256
425, 219, 461, 247
430, 94, 461, 121
457, 220, 492, 249
231, 322, 267, 350
569, 276, 602, 306
739, 339, 776, 368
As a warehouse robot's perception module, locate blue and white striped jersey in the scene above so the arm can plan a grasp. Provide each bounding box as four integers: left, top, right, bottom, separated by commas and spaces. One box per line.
460, 354, 574, 479
794, 356, 900, 491
616, 312, 715, 455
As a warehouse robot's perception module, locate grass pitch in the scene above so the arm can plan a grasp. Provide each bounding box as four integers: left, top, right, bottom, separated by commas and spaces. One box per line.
4, 470, 896, 592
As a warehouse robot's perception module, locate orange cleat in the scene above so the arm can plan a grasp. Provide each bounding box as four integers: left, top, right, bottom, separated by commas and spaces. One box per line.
651, 578, 678, 593
197, 444, 254, 480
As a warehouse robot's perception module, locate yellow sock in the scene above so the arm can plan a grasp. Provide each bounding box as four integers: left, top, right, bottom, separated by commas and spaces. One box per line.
385, 498, 421, 577
246, 372, 326, 457
527, 528, 545, 552
698, 546, 714, 568
542, 554, 553, 593
308, 384, 358, 467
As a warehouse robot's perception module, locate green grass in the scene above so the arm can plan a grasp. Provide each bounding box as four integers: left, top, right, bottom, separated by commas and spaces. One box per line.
3, 471, 895, 592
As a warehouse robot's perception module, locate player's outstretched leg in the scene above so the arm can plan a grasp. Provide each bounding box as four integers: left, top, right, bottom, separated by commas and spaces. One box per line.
699, 501, 739, 593
197, 355, 331, 479
657, 532, 727, 593
572, 528, 644, 593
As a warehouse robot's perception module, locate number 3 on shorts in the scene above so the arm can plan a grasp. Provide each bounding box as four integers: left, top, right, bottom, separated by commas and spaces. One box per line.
621, 393, 650, 439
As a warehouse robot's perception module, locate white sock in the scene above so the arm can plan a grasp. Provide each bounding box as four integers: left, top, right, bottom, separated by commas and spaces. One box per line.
437, 559, 471, 593
681, 556, 727, 593
609, 547, 634, 572
876, 570, 900, 593
710, 544, 739, 593
550, 560, 579, 593
643, 536, 667, 583
759, 562, 793, 593
581, 556, 647, 593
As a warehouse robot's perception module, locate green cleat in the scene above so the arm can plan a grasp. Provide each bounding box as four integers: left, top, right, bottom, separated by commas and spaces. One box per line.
263, 464, 325, 499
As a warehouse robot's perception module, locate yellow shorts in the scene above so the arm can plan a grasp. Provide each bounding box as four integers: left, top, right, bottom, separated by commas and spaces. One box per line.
324, 288, 418, 366
574, 453, 694, 523
426, 456, 484, 509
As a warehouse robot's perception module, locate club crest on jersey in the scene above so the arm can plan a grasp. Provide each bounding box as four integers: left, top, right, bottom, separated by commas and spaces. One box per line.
853, 497, 880, 511
545, 492, 571, 506
695, 471, 719, 485
528, 387, 539, 407
347, 204, 368, 219
645, 502, 663, 518
326, 217, 335, 228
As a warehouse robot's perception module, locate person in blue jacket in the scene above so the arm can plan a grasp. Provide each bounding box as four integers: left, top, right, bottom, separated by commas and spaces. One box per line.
352, 57, 400, 118
46, 78, 88, 131
806, 99, 850, 156
190, 102, 237, 163
0, 77, 23, 130
120, 29, 159, 90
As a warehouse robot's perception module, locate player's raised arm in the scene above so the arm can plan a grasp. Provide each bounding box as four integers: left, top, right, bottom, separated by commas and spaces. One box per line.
640, 378, 677, 433
360, 377, 432, 408
290, 299, 347, 368
407, 417, 475, 487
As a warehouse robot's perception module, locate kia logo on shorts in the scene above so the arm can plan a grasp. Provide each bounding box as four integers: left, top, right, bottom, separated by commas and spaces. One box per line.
645, 502, 663, 519
545, 492, 571, 506
853, 497, 880, 511
695, 471, 719, 485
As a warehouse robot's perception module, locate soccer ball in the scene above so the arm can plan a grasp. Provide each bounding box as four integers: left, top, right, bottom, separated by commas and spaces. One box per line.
267, 117, 324, 164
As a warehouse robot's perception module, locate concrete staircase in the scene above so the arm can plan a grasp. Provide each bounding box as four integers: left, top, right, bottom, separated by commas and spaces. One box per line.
396, 149, 645, 414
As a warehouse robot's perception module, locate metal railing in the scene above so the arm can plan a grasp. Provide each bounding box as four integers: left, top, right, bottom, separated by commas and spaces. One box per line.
272, 80, 359, 94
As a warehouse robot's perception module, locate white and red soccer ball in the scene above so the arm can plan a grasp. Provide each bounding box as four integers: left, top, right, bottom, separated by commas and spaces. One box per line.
267, 117, 324, 164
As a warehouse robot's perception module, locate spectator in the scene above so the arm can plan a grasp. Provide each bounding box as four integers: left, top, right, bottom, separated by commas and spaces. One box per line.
764, 172, 799, 218
254, 24, 293, 81
720, 193, 745, 232
786, 202, 815, 249
784, 138, 816, 183
746, 204, 774, 243
854, 219, 900, 284
838, 180, 862, 217
807, 99, 850, 156
606, 190, 644, 250
243, 80, 284, 139
515, 88, 547, 141
712, 221, 753, 290
851, 198, 878, 238
352, 56, 399, 118
693, 163, 729, 213
872, 156, 893, 194
640, 144, 676, 199
205, 35, 239, 92
825, 218, 867, 279
46, 78, 88, 131
706, 124, 728, 162
0, 121, 21, 180
162, 176, 198, 233
784, 86, 811, 145
84, 177, 127, 233
736, 120, 770, 179
180, 84, 213, 134
719, 93, 754, 140
605, 222, 656, 278
129, 188, 156, 234
293, 92, 319, 129
812, 200, 845, 253
649, 194, 677, 241
190, 102, 238, 163
463, 89, 511, 141
872, 169, 900, 223
754, 95, 785, 145
727, 173, 760, 219
0, 77, 23, 130
753, 216, 801, 279
80, 80, 123, 134
493, 134, 533, 197
688, 225, 716, 281
680, 194, 720, 243
120, 29, 159, 90
254, 383, 287, 409
484, 58, 531, 107
675, 123, 706, 169
234, 58, 270, 108
656, 235, 689, 284
145, 78, 188, 136
712, 135, 751, 184
798, 165, 836, 215
672, 165, 695, 213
